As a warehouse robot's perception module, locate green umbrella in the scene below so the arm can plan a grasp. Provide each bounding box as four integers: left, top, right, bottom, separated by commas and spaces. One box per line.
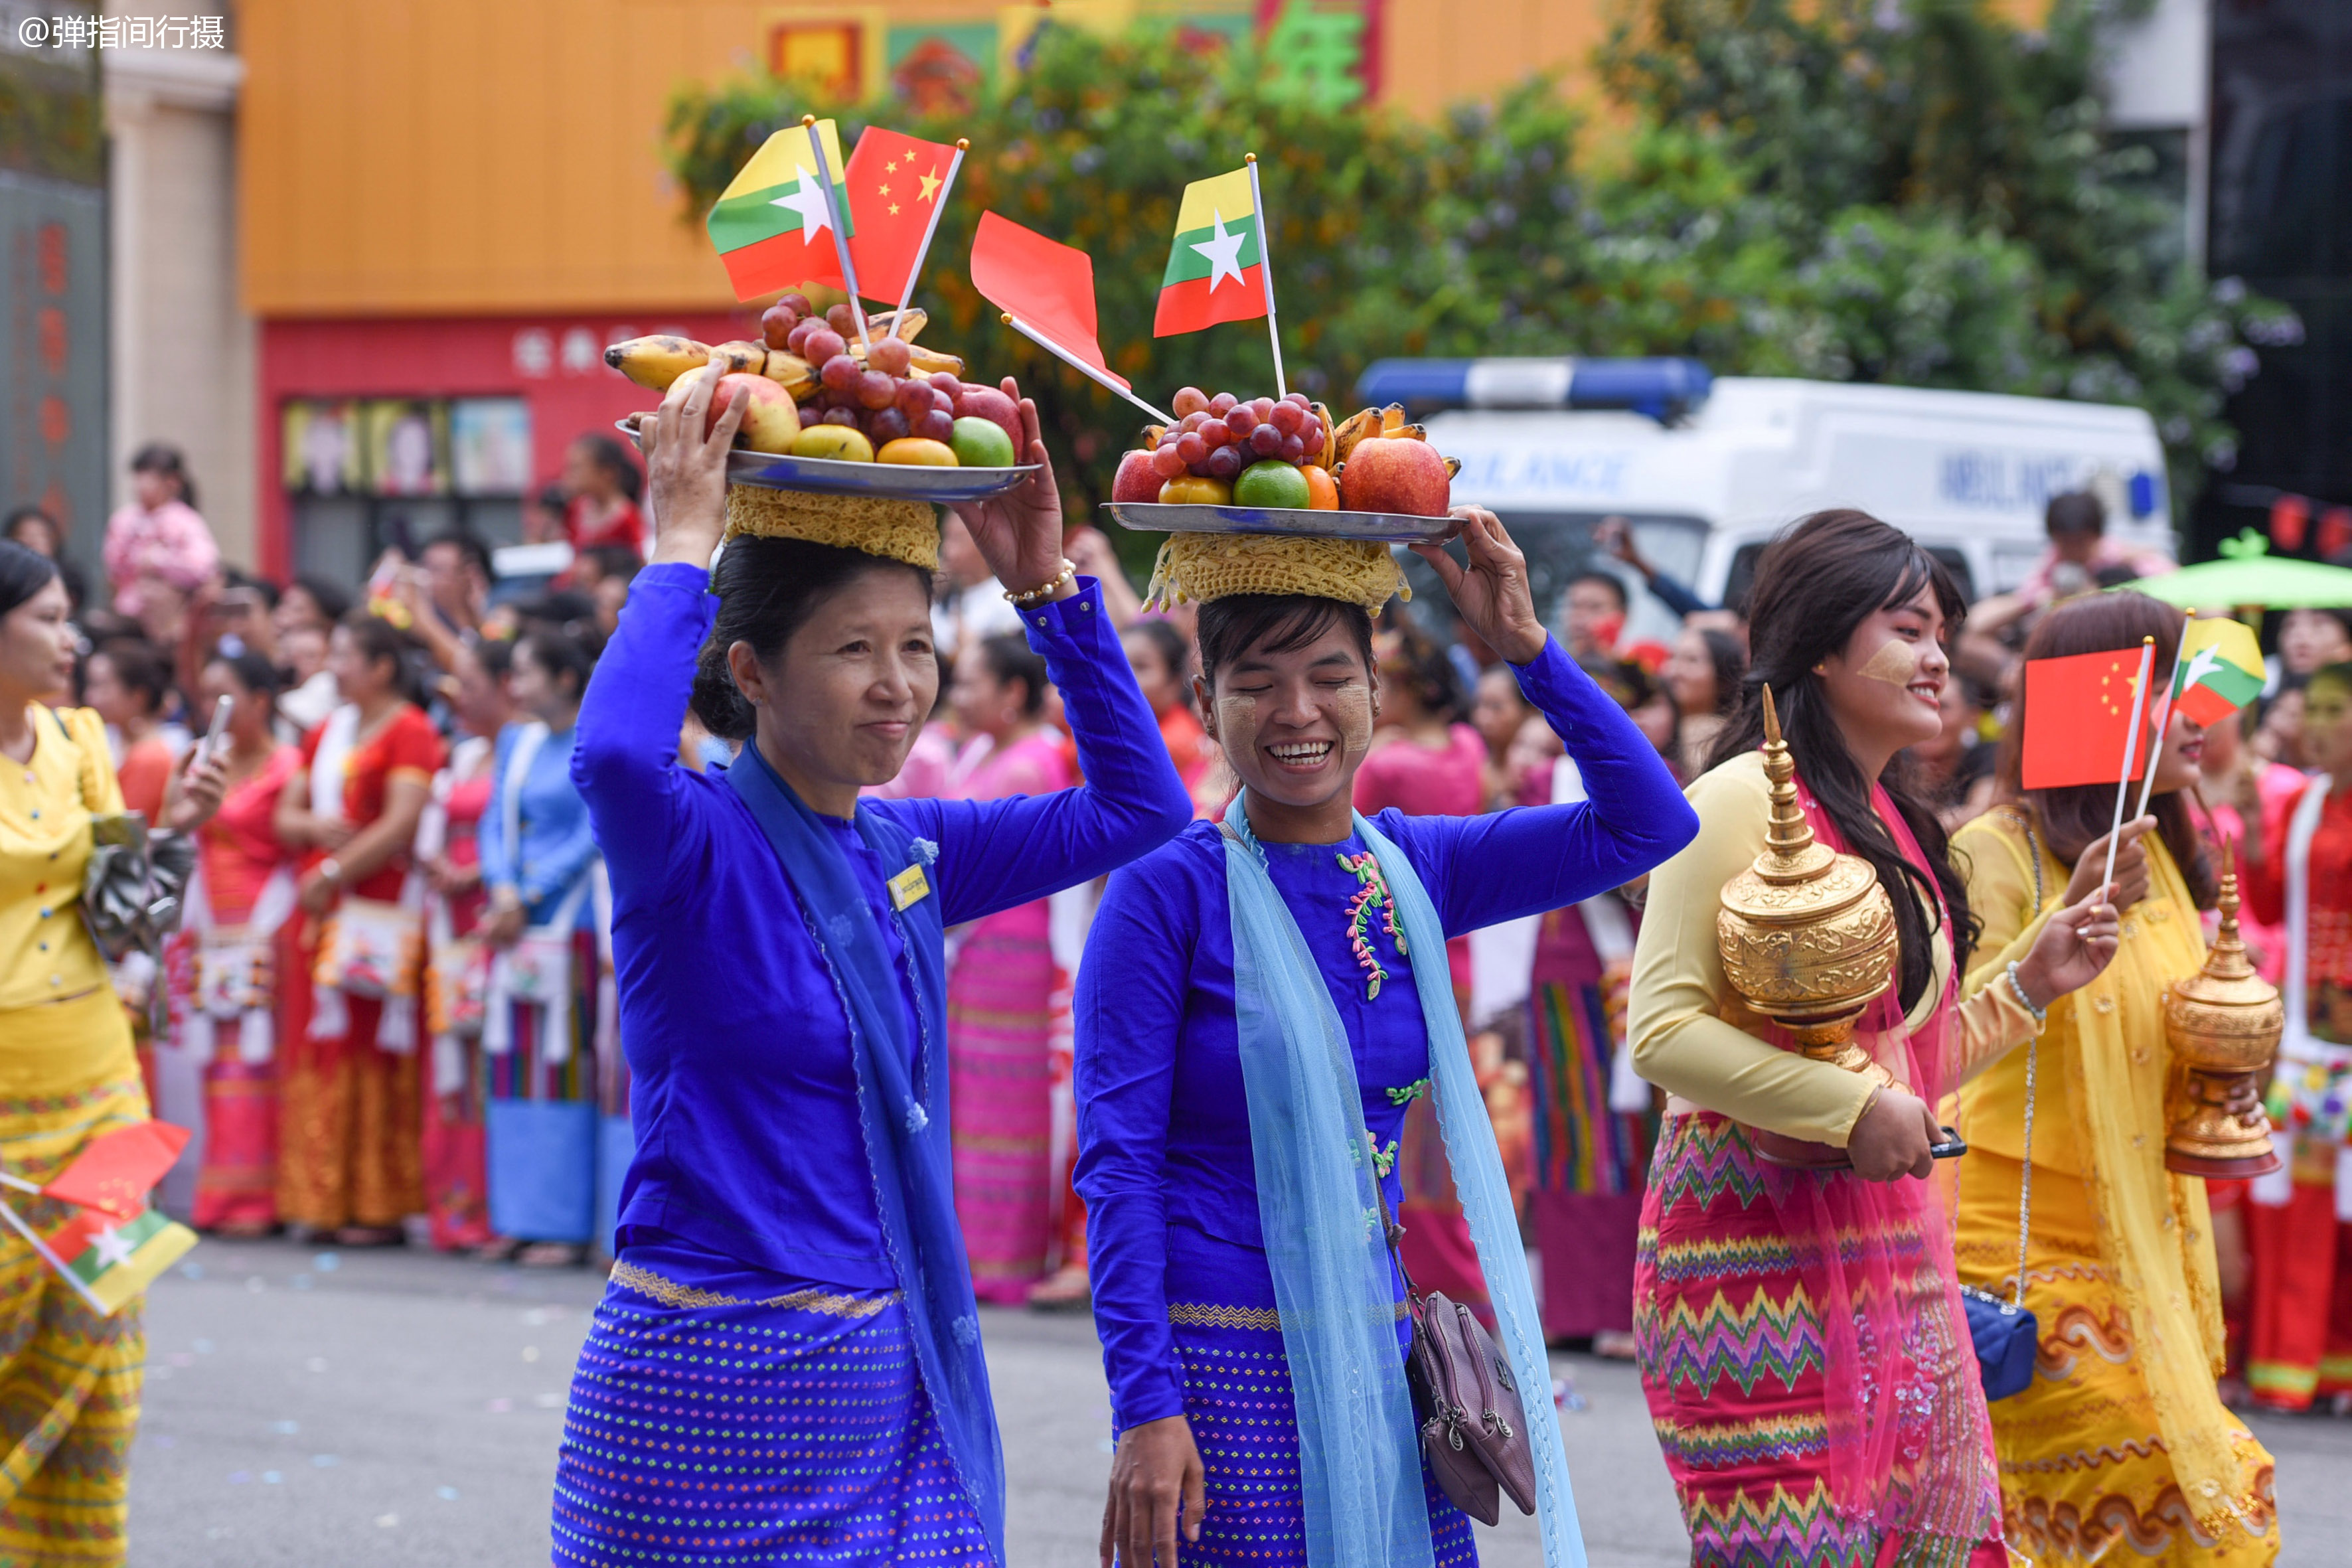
2129, 530, 2352, 608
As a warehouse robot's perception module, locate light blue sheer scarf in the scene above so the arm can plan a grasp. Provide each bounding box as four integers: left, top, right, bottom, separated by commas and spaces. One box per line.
1220, 794, 1587, 1568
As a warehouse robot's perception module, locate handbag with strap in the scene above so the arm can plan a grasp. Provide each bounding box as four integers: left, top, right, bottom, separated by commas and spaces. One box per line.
1958, 807, 2043, 1403
1372, 1173, 1534, 1526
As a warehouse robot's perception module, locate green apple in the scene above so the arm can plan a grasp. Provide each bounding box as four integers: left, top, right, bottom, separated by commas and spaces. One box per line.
1233, 459, 1311, 510
949, 416, 1018, 469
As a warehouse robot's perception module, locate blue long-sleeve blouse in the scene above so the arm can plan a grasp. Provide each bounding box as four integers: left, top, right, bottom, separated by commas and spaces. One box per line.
478, 721, 598, 929
574, 562, 1190, 1286
1073, 638, 1697, 1431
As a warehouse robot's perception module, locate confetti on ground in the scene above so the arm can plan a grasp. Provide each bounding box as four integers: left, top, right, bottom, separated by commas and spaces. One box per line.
374, 1514, 398, 1528
522, 1346, 540, 1362
270, 1420, 299, 1435
153, 1435, 175, 1449
179, 1262, 205, 1281
311, 1454, 338, 1468
487, 1398, 511, 1413
228, 1471, 251, 1484
293, 1275, 314, 1291
521, 1308, 550, 1326
436, 1486, 459, 1502
245, 1277, 266, 1293
1553, 1374, 1587, 1413
193, 1338, 214, 1354
167, 1352, 194, 1368
262, 1471, 282, 1484
313, 1253, 341, 1273
305, 1357, 328, 1373
534, 1391, 562, 1409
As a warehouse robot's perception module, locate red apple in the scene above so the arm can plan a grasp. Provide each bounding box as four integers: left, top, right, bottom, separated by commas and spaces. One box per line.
707, 372, 801, 454
1339, 436, 1450, 517
953, 383, 1024, 455
1112, 449, 1162, 504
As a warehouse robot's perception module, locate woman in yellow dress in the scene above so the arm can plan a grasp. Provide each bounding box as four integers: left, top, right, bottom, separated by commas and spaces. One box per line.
0, 540, 220, 1561
1953, 589, 2277, 1563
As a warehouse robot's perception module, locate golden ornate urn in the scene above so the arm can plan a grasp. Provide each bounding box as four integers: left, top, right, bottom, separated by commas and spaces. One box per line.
2164, 845, 2284, 1178
1717, 689, 1903, 1169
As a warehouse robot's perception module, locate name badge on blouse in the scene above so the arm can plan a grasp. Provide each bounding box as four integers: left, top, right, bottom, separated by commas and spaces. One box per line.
888, 864, 931, 911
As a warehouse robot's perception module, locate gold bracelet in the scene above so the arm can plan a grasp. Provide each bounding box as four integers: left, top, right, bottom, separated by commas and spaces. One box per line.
1003, 558, 1076, 607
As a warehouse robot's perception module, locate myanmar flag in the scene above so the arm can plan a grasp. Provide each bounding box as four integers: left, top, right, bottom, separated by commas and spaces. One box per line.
1154, 168, 1267, 337
2021, 648, 2157, 790
843, 127, 959, 306
706, 120, 855, 301
29, 1202, 196, 1316
2171, 617, 2266, 728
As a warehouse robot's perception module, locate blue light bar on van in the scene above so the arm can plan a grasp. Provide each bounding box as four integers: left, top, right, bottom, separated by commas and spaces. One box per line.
1354, 356, 1712, 421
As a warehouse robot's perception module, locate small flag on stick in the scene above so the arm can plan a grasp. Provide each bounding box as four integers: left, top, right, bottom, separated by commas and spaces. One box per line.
842, 127, 966, 310
44, 1121, 188, 1219
971, 212, 1172, 424
2169, 617, 2266, 728
2021, 647, 2159, 791
705, 119, 854, 301
0, 1122, 197, 1316
1153, 167, 1268, 337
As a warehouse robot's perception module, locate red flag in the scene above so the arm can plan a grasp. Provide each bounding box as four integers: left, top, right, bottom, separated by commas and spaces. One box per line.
44, 1122, 191, 1221
842, 127, 960, 306
968, 211, 1130, 389
2021, 649, 2157, 791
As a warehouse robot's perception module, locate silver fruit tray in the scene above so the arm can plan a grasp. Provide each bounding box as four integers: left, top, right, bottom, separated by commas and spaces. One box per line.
614, 418, 1037, 503
1102, 502, 1459, 544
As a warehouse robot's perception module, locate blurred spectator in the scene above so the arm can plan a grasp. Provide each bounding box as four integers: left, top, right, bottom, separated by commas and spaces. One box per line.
104, 443, 220, 619
2278, 608, 2352, 679
420, 530, 493, 641
932, 510, 1023, 661
1470, 665, 1532, 810
84, 637, 177, 820
1594, 515, 1714, 619
522, 482, 570, 548
1120, 619, 1217, 817
1610, 660, 1682, 780
1660, 625, 1743, 778
3, 505, 58, 557
1907, 678, 1999, 832
2191, 705, 2299, 980
2254, 676, 2308, 770
2003, 490, 2167, 613
1559, 571, 1627, 663
570, 546, 641, 641
559, 436, 646, 557
206, 569, 281, 665
274, 574, 351, 640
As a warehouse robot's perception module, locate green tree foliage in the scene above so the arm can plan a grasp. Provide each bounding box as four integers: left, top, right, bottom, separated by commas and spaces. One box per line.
664, 2, 2293, 532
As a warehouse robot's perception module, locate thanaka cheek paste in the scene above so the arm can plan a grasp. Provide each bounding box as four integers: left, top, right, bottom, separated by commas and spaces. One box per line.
1855, 638, 1920, 688
1215, 694, 1260, 757
1332, 685, 1375, 767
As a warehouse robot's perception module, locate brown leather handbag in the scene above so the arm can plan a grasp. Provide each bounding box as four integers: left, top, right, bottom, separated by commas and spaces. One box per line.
1376, 1180, 1537, 1525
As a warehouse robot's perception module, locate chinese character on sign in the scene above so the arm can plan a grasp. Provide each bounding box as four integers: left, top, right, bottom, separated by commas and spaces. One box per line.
36, 223, 66, 295
1256, 0, 1381, 111
512, 329, 554, 378
559, 328, 599, 375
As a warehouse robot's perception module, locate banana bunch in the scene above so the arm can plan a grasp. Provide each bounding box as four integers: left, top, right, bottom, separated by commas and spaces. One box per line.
603, 309, 965, 399
1325, 403, 1462, 479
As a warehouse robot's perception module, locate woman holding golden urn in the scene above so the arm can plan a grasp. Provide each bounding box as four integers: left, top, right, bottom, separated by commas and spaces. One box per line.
1952, 591, 2278, 1564
1628, 510, 2122, 1567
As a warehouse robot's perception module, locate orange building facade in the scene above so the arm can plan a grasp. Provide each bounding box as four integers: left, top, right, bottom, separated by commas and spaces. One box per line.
236, 0, 1611, 575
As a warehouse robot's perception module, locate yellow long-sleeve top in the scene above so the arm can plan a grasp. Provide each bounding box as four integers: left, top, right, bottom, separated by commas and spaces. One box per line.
1630, 751, 2041, 1145
0, 704, 122, 1010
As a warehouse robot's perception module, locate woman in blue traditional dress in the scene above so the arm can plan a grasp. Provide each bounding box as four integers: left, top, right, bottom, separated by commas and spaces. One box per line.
552, 360, 1191, 1567
1077, 516, 1699, 1567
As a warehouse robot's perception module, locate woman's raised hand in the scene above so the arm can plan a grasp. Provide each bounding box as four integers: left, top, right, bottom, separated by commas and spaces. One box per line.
1409, 507, 1547, 666
1101, 1413, 1206, 1568
643, 358, 745, 569
956, 379, 1072, 603
2014, 885, 2122, 1010
2066, 816, 2152, 911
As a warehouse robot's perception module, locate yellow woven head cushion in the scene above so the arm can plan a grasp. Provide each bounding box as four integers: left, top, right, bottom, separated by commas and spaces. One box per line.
722, 485, 939, 572
1142, 532, 1409, 611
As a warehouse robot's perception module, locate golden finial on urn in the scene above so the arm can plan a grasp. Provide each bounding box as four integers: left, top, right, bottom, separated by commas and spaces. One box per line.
2163, 843, 2284, 1177
1717, 688, 1904, 1168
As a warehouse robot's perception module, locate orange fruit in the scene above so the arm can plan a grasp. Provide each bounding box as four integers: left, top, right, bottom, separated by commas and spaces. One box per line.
1302, 465, 1340, 510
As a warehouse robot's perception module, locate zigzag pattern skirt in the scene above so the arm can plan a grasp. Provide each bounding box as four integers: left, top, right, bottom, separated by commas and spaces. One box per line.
1162, 1224, 1478, 1567
1633, 1113, 2001, 1568
552, 1246, 993, 1567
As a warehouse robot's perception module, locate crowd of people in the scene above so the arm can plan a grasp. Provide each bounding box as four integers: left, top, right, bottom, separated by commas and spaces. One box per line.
1, 380, 2347, 1565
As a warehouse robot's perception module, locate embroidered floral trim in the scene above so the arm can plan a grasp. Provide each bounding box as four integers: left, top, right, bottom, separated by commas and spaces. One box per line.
611, 1260, 898, 1318
1336, 849, 1405, 999
1370, 1136, 1399, 1177
1385, 1077, 1431, 1106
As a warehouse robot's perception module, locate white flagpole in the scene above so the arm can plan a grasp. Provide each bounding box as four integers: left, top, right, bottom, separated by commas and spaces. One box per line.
1000, 313, 1174, 425
2100, 636, 2157, 902
1243, 152, 1286, 400
888, 138, 968, 340
800, 114, 870, 352
2130, 611, 2195, 826
0, 1198, 110, 1318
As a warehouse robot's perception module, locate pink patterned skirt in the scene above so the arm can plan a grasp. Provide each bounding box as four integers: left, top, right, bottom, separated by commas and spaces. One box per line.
945, 904, 1056, 1304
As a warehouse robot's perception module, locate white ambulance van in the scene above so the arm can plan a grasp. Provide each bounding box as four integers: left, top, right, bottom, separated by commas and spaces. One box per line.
1356, 358, 2175, 647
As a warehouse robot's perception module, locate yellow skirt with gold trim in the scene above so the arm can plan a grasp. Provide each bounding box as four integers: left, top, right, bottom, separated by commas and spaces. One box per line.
1955, 1154, 2276, 1565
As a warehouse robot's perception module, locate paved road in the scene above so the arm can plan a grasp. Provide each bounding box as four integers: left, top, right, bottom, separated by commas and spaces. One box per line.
125, 1237, 2352, 1565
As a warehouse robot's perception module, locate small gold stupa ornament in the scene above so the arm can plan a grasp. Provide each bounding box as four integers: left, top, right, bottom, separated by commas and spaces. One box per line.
2163, 844, 2284, 1178
1717, 688, 1903, 1168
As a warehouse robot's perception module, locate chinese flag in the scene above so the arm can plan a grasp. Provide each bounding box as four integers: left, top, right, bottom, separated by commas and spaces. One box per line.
844, 127, 960, 305
968, 212, 1131, 388
2021, 649, 2156, 791
43, 1121, 191, 1221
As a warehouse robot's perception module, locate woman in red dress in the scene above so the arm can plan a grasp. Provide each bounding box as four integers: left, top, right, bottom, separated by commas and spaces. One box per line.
161, 649, 300, 1232
273, 613, 444, 1245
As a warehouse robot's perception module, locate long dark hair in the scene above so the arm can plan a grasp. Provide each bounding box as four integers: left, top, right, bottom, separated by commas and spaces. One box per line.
1705, 510, 1976, 1011
973, 631, 1047, 718
1377, 606, 1466, 722
1196, 595, 1375, 689
0, 538, 59, 617
1998, 591, 2217, 910
515, 622, 603, 702
690, 536, 931, 742
1693, 627, 1745, 715
1124, 618, 1195, 711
